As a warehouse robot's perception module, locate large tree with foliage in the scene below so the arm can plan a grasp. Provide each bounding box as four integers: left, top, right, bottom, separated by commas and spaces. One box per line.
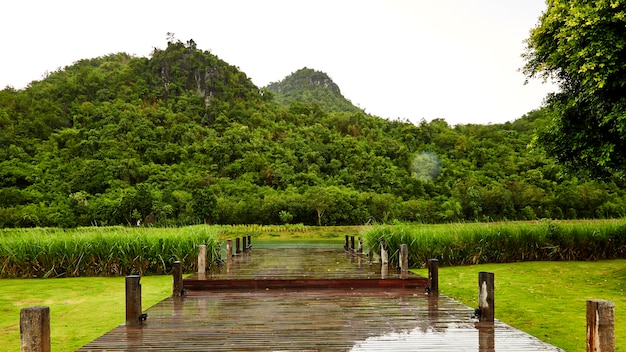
523, 0, 626, 177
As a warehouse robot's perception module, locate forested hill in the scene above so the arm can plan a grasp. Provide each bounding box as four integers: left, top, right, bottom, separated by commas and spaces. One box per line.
266, 68, 362, 113
1, 39, 625, 228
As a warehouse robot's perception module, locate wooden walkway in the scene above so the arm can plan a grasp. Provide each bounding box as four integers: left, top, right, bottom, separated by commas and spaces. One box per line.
77, 244, 564, 351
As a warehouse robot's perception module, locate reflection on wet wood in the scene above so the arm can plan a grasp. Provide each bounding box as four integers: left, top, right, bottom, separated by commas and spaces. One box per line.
78, 289, 563, 351
77, 246, 565, 351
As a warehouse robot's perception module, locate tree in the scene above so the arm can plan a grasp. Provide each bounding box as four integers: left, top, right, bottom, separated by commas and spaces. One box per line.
192, 188, 216, 224
523, 0, 626, 177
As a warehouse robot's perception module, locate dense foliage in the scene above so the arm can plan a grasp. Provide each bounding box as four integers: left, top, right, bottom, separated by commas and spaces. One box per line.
362, 220, 626, 267
523, 0, 626, 177
2, 38, 626, 227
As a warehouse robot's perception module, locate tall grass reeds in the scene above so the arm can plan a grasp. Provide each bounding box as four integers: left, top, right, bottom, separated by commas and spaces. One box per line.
361, 220, 626, 268
0, 225, 220, 278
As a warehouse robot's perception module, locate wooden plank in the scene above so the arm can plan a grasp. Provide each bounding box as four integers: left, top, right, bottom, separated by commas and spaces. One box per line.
183, 278, 428, 290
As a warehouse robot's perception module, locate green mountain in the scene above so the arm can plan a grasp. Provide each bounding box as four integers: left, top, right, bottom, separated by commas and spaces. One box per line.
1, 39, 625, 228
266, 68, 362, 113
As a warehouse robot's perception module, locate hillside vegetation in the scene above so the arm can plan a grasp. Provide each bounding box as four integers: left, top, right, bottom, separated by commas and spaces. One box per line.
1, 39, 626, 227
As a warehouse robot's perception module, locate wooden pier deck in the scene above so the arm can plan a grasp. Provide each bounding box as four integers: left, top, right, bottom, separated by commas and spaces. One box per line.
77, 244, 564, 351
184, 245, 427, 290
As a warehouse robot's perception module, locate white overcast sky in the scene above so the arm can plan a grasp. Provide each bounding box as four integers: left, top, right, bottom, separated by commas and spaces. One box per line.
0, 0, 555, 126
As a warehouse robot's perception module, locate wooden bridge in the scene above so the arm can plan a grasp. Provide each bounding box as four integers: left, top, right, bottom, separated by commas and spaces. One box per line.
77, 242, 564, 351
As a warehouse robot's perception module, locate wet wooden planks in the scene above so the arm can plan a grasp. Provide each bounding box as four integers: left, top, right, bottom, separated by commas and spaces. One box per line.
77, 246, 564, 351
78, 288, 563, 351
184, 247, 427, 290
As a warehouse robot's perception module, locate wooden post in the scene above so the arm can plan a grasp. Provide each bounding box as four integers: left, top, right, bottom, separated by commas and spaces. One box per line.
125, 275, 142, 326
428, 259, 439, 295
587, 300, 615, 352
357, 238, 363, 254
242, 236, 247, 252
226, 239, 233, 257
172, 261, 183, 298
344, 235, 349, 250
380, 241, 388, 264
400, 244, 408, 274
247, 235, 251, 249
478, 272, 495, 323
198, 244, 206, 274
20, 306, 50, 352
381, 263, 388, 279
350, 236, 355, 251
236, 237, 241, 254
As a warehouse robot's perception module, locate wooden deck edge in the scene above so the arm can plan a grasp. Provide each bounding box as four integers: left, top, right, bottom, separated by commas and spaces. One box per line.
183, 278, 429, 290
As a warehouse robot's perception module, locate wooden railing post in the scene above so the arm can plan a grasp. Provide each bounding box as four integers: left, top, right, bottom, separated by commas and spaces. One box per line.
125, 275, 142, 326
198, 245, 206, 274
247, 235, 251, 249
226, 239, 233, 257
357, 238, 363, 254
587, 300, 615, 352
380, 241, 388, 264
400, 244, 408, 275
344, 235, 349, 250
350, 236, 355, 251
20, 306, 50, 352
242, 236, 247, 252
428, 259, 439, 295
236, 237, 241, 254
478, 272, 495, 323
172, 261, 183, 298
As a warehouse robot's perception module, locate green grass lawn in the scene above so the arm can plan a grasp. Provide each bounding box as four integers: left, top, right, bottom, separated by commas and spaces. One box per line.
415, 259, 626, 352
0, 275, 172, 352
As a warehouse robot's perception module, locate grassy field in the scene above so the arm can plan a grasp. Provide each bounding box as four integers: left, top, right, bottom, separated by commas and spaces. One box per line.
1, 275, 172, 352
414, 260, 625, 352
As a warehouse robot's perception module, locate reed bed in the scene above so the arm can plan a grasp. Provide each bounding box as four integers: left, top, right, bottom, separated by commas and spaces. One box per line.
361, 220, 626, 268
0, 225, 220, 278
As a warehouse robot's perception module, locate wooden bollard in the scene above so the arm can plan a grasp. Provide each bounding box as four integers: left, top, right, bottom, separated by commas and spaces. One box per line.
20, 306, 50, 352
172, 261, 183, 298
236, 237, 241, 253
428, 259, 439, 295
247, 235, 251, 249
198, 245, 206, 274
227, 239, 233, 257
350, 236, 355, 251
344, 235, 349, 250
357, 238, 363, 254
478, 272, 495, 323
587, 300, 615, 352
125, 275, 142, 326
400, 244, 409, 274
380, 241, 388, 264
242, 236, 247, 252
